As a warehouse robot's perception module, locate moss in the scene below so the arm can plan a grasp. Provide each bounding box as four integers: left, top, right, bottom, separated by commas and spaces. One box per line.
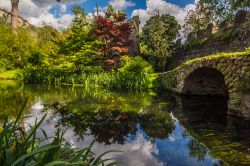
185, 37, 209, 48
235, 78, 250, 92
173, 47, 250, 71
164, 73, 176, 89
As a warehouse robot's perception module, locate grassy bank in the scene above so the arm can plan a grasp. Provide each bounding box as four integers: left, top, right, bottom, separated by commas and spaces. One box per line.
21, 57, 158, 91
0, 69, 22, 80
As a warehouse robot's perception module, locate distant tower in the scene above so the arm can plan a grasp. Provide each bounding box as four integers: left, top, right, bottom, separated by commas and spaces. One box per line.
132, 15, 140, 34
128, 16, 141, 55
96, 2, 99, 16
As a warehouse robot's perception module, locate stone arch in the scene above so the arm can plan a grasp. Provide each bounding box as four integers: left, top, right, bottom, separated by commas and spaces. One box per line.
182, 67, 228, 96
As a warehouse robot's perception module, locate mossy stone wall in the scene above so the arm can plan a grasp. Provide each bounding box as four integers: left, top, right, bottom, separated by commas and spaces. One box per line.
159, 54, 250, 118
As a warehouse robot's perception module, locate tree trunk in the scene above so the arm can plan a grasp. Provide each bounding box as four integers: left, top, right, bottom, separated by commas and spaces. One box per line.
11, 0, 20, 28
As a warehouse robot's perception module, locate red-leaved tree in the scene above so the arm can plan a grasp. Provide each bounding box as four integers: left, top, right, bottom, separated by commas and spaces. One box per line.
95, 6, 133, 70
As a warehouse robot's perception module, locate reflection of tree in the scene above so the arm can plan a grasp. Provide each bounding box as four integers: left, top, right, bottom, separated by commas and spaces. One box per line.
0, 81, 175, 145
53, 104, 138, 145
52, 100, 175, 145
139, 110, 174, 139
88, 110, 137, 145
188, 139, 208, 161
0, 81, 28, 116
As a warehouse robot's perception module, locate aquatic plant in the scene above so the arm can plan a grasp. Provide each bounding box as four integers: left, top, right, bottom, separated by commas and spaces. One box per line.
0, 99, 119, 166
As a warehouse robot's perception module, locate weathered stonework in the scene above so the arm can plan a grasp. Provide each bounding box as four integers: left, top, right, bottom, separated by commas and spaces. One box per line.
206, 23, 214, 36
234, 10, 249, 26
128, 16, 140, 55
168, 11, 250, 70
218, 20, 229, 32
159, 54, 250, 118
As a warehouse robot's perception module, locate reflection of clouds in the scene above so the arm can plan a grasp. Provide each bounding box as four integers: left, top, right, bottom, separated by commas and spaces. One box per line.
168, 136, 175, 142
24, 101, 220, 166
114, 133, 163, 166
31, 101, 44, 110
64, 130, 164, 166
26, 102, 164, 166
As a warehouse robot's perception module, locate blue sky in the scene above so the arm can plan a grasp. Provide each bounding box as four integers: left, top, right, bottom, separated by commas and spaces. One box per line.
0, 0, 196, 29
50, 0, 195, 17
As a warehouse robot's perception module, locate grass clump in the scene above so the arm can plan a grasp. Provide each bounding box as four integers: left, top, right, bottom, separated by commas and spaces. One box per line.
23, 56, 158, 91
0, 70, 23, 80
0, 99, 120, 166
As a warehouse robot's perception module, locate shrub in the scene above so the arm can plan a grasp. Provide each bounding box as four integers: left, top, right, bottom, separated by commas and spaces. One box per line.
111, 56, 158, 90
23, 57, 158, 91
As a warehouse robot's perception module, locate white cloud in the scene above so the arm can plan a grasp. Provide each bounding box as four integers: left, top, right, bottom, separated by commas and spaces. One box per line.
30, 0, 86, 8
0, 0, 84, 30
109, 0, 135, 10
131, 0, 196, 26
60, 4, 68, 13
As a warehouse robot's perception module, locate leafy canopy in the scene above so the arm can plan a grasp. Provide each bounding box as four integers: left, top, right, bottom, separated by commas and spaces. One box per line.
141, 14, 180, 71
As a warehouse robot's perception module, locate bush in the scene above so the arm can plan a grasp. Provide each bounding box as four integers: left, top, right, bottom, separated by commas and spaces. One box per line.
23, 56, 157, 91
23, 67, 75, 84
110, 56, 157, 90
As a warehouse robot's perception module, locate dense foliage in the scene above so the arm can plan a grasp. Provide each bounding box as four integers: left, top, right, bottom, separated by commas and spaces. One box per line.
23, 56, 157, 91
141, 14, 180, 71
95, 6, 133, 70
0, 5, 159, 91
183, 0, 250, 33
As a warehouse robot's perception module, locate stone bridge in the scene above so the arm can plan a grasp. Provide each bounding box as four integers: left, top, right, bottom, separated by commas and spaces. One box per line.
159, 53, 250, 118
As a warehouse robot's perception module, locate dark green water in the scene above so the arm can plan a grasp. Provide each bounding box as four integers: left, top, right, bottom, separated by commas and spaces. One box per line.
0, 80, 250, 166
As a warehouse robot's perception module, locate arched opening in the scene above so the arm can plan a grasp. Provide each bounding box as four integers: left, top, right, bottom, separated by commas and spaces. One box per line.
182, 67, 228, 96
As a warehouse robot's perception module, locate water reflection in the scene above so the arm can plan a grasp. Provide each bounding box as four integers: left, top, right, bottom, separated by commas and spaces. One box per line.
172, 95, 250, 165
1, 81, 250, 165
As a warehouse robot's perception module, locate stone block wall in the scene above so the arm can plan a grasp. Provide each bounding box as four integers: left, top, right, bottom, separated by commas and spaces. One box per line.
159, 54, 250, 119
167, 10, 250, 70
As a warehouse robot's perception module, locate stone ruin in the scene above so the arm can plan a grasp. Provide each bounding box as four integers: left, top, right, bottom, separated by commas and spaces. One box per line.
206, 23, 214, 36
218, 20, 229, 32
0, 8, 31, 28
184, 10, 250, 44
187, 32, 197, 42
176, 38, 182, 46
128, 16, 141, 55
131, 15, 140, 34
196, 29, 206, 39
234, 10, 249, 26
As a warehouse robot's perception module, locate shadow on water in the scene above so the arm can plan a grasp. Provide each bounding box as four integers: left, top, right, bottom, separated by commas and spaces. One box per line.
170, 94, 250, 165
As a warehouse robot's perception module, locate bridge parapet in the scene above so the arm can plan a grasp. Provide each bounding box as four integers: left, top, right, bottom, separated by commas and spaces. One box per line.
168, 10, 250, 70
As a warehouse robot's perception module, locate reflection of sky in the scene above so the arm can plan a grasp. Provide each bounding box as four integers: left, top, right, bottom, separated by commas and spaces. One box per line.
26, 101, 221, 166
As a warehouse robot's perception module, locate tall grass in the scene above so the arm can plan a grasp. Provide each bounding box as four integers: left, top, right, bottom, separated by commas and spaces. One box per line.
0, 99, 120, 166
22, 57, 158, 91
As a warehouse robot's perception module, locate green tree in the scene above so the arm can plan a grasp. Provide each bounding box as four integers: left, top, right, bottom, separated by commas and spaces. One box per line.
183, 0, 234, 33
60, 6, 101, 72
229, 0, 250, 10
141, 14, 180, 71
